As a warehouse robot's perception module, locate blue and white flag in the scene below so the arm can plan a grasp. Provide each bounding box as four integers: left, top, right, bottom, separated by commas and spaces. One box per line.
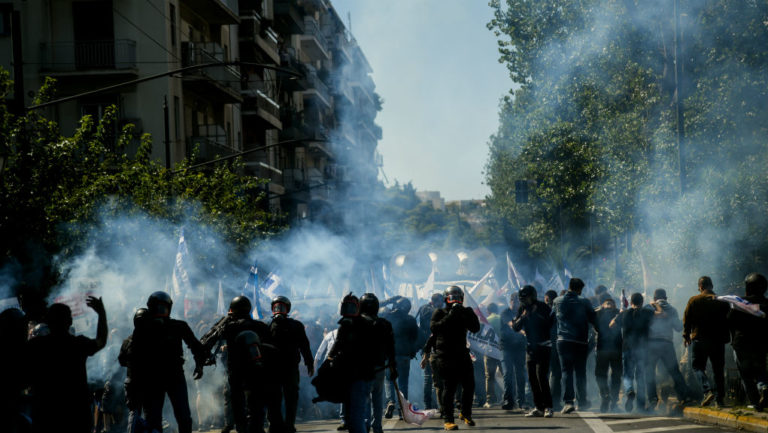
534, 268, 548, 291
506, 253, 526, 290
262, 271, 282, 299
563, 264, 573, 281
717, 295, 766, 318
243, 260, 263, 320
171, 228, 192, 299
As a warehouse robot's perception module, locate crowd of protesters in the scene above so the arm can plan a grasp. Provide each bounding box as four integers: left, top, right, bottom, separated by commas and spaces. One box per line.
1, 272, 767, 432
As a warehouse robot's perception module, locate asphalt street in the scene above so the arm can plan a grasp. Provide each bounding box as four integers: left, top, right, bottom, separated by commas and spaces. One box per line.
294, 408, 732, 433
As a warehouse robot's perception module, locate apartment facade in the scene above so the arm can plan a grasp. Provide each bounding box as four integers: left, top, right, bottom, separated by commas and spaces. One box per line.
1, 0, 380, 222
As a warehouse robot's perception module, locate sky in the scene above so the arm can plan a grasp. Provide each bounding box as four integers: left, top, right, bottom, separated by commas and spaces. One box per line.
330, 0, 511, 201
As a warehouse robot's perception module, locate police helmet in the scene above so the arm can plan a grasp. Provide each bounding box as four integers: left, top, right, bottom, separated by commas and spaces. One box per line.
271, 296, 291, 316
340, 293, 360, 317
230, 296, 253, 317
519, 285, 537, 300
133, 307, 149, 327
360, 293, 379, 316
234, 330, 262, 362
395, 297, 412, 314
444, 286, 464, 305
147, 291, 173, 317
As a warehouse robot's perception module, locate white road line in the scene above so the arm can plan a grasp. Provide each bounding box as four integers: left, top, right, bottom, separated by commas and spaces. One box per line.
604, 416, 676, 425
577, 411, 614, 433
619, 425, 703, 433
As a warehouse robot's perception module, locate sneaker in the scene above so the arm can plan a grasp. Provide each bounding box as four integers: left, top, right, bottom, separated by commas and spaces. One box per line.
625, 390, 636, 413
337, 423, 348, 431
482, 402, 492, 408
701, 391, 715, 407
444, 422, 459, 430
561, 404, 575, 414
384, 402, 395, 419
544, 408, 554, 418
525, 408, 544, 417
458, 413, 475, 426
501, 401, 514, 410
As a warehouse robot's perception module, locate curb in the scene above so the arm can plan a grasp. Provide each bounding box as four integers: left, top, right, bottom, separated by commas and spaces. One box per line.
684, 407, 768, 432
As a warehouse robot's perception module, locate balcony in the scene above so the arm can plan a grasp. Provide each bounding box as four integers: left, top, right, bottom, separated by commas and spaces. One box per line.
239, 13, 281, 63
187, 124, 235, 160
181, 0, 238, 24
331, 74, 355, 105
302, 67, 331, 109
334, 33, 353, 65
298, 16, 329, 61
181, 42, 242, 103
40, 40, 138, 76
242, 79, 282, 129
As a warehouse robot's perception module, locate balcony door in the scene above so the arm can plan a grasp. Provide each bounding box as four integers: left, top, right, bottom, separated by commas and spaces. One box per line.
72, 1, 115, 70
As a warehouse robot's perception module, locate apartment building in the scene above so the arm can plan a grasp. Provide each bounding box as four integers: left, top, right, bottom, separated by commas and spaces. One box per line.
1, 0, 382, 223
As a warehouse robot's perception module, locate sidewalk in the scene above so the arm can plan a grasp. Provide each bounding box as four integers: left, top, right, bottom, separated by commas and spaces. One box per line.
684, 406, 768, 432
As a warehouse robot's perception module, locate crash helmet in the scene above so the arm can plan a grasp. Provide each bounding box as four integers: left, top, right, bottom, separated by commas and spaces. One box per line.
230, 296, 253, 317
360, 293, 379, 316
395, 297, 412, 314
234, 330, 263, 363
340, 293, 360, 317
147, 291, 173, 317
444, 286, 464, 306
271, 296, 291, 316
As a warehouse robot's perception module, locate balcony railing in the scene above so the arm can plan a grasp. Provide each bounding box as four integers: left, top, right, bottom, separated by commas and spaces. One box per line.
40, 39, 137, 72
242, 80, 281, 126
239, 13, 280, 63
303, 66, 331, 108
187, 124, 235, 159
181, 42, 241, 98
298, 16, 329, 60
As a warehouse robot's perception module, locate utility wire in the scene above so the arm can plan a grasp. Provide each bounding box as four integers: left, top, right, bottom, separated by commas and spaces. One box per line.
113, 6, 180, 62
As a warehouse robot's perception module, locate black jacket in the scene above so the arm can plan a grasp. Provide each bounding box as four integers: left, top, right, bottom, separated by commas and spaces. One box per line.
131, 318, 206, 378
512, 301, 553, 348
616, 307, 653, 350
416, 303, 436, 352
430, 305, 480, 357
367, 314, 396, 369
268, 315, 313, 370
383, 309, 419, 358
328, 315, 376, 381
727, 294, 768, 353
201, 315, 270, 374
594, 307, 622, 352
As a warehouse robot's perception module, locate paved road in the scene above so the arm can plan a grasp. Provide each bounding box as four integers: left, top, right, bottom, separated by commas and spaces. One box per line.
294, 408, 732, 433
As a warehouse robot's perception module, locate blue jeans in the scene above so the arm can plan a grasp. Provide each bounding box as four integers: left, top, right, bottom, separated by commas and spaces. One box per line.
385, 356, 411, 411
557, 340, 589, 407
367, 370, 385, 432
347, 380, 371, 433
646, 339, 689, 403
502, 346, 526, 406
623, 347, 646, 407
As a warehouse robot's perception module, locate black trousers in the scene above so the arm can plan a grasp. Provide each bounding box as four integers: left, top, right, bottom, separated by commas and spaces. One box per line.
230, 374, 284, 433
690, 339, 725, 400
435, 353, 474, 423
275, 367, 300, 431
595, 349, 622, 403
526, 345, 552, 410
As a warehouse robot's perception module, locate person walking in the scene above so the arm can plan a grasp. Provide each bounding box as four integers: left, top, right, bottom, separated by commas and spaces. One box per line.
612, 293, 653, 413
594, 294, 622, 413
512, 285, 555, 418
683, 276, 730, 407
552, 278, 596, 414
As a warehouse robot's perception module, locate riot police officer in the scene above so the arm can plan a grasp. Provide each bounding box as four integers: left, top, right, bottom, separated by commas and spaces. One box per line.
268, 296, 314, 433
131, 291, 207, 433
199, 296, 280, 433
431, 286, 480, 430
360, 293, 395, 433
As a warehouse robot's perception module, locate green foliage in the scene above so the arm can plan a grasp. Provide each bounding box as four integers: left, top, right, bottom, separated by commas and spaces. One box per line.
0, 70, 275, 273
486, 0, 768, 286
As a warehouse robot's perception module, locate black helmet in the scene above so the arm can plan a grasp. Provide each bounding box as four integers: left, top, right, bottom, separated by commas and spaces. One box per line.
360, 293, 379, 316
147, 291, 173, 317
444, 286, 464, 305
519, 285, 537, 300
230, 296, 253, 317
395, 297, 412, 314
430, 293, 444, 306
133, 307, 149, 327
234, 330, 263, 362
271, 296, 291, 316
340, 292, 360, 317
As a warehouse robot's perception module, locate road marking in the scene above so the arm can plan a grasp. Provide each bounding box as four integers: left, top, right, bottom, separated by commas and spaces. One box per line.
619, 425, 702, 433
577, 411, 614, 433
604, 416, 676, 425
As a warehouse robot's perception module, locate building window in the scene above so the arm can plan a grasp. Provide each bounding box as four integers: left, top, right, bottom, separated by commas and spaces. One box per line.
0, 6, 12, 37
169, 3, 176, 47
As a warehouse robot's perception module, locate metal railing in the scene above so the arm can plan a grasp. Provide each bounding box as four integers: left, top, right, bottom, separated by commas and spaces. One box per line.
302, 16, 328, 53
40, 39, 137, 72
187, 124, 234, 159
181, 42, 240, 91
